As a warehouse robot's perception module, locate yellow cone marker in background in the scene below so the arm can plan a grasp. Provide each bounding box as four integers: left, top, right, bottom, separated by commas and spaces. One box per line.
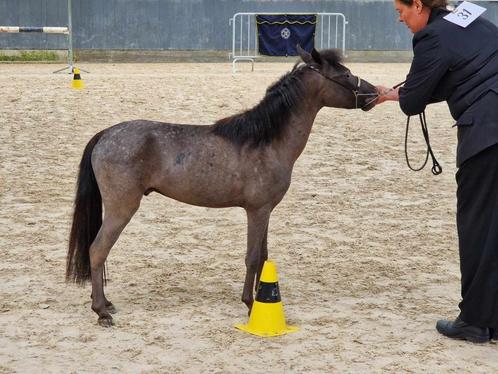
71, 68, 84, 89
235, 260, 298, 337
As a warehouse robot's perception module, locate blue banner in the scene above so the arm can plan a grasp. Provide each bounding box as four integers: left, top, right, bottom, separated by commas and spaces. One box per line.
256, 14, 316, 57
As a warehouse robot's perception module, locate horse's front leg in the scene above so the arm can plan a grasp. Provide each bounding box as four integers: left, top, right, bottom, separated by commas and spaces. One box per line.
242, 207, 271, 311
255, 225, 268, 292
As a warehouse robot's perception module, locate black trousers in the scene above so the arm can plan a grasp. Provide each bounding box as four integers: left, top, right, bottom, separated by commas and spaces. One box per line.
456, 143, 498, 328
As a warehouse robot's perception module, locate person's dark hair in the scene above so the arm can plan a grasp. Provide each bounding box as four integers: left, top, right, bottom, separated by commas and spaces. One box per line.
398, 0, 448, 8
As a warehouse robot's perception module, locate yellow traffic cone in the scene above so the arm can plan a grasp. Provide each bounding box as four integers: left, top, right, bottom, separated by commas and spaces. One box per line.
71, 68, 84, 89
235, 261, 298, 337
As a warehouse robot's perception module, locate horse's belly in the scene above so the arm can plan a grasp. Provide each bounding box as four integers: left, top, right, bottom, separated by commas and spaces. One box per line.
151, 168, 245, 208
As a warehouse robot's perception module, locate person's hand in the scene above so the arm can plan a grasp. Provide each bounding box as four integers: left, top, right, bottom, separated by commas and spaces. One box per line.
375, 85, 400, 105
375, 85, 389, 105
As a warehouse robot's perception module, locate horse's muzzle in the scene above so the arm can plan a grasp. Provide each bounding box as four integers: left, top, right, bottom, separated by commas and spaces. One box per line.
358, 80, 378, 111
361, 98, 377, 112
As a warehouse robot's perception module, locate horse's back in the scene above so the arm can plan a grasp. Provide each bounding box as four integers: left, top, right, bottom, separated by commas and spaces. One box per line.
93, 120, 213, 162
90, 120, 248, 207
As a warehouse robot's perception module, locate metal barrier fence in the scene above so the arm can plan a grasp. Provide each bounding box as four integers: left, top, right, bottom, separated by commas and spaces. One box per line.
229, 12, 348, 73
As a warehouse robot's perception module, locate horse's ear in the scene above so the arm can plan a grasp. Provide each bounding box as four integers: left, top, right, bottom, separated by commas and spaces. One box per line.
311, 48, 322, 65
296, 44, 313, 64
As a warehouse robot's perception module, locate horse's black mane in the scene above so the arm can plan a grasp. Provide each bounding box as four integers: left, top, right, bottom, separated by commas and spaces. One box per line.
212, 50, 342, 147
318, 49, 343, 67
211, 63, 307, 147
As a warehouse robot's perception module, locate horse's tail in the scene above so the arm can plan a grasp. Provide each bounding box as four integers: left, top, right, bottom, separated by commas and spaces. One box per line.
66, 131, 104, 284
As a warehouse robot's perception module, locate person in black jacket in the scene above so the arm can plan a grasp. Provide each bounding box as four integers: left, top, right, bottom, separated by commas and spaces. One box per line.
376, 0, 498, 343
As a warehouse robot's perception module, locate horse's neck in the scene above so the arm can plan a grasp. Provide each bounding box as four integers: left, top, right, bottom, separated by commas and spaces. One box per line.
275, 95, 322, 165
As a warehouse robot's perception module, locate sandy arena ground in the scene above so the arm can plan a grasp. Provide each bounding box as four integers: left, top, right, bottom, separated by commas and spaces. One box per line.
0, 62, 496, 373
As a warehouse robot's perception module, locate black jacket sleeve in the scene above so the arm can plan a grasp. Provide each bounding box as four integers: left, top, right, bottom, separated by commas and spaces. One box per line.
399, 30, 450, 116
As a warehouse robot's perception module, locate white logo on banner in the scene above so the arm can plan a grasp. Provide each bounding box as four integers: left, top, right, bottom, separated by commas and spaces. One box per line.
281, 27, 291, 39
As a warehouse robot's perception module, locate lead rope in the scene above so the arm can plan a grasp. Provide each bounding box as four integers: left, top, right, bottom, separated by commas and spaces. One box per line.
392, 80, 442, 175
405, 112, 442, 175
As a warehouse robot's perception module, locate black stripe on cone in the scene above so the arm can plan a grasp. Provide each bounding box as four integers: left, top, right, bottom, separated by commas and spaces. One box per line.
255, 281, 281, 303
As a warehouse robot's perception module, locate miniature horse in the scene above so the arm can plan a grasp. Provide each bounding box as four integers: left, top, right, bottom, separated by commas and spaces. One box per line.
66, 46, 378, 326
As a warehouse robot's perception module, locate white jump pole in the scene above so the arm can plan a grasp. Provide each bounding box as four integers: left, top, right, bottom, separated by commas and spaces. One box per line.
0, 26, 69, 33
0, 0, 83, 73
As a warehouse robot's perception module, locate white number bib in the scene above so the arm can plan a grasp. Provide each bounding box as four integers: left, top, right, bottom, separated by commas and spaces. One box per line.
444, 1, 487, 28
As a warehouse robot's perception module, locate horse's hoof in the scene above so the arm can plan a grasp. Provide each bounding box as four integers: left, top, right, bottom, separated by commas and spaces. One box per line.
98, 316, 114, 327
106, 303, 117, 314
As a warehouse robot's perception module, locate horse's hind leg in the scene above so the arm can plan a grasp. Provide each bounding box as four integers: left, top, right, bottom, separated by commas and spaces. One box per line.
90, 290, 116, 313
90, 275, 117, 313
104, 293, 116, 313
90, 199, 140, 327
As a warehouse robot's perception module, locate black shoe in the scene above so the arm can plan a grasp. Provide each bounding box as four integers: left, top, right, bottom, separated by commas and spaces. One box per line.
490, 328, 497, 343
436, 316, 490, 343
